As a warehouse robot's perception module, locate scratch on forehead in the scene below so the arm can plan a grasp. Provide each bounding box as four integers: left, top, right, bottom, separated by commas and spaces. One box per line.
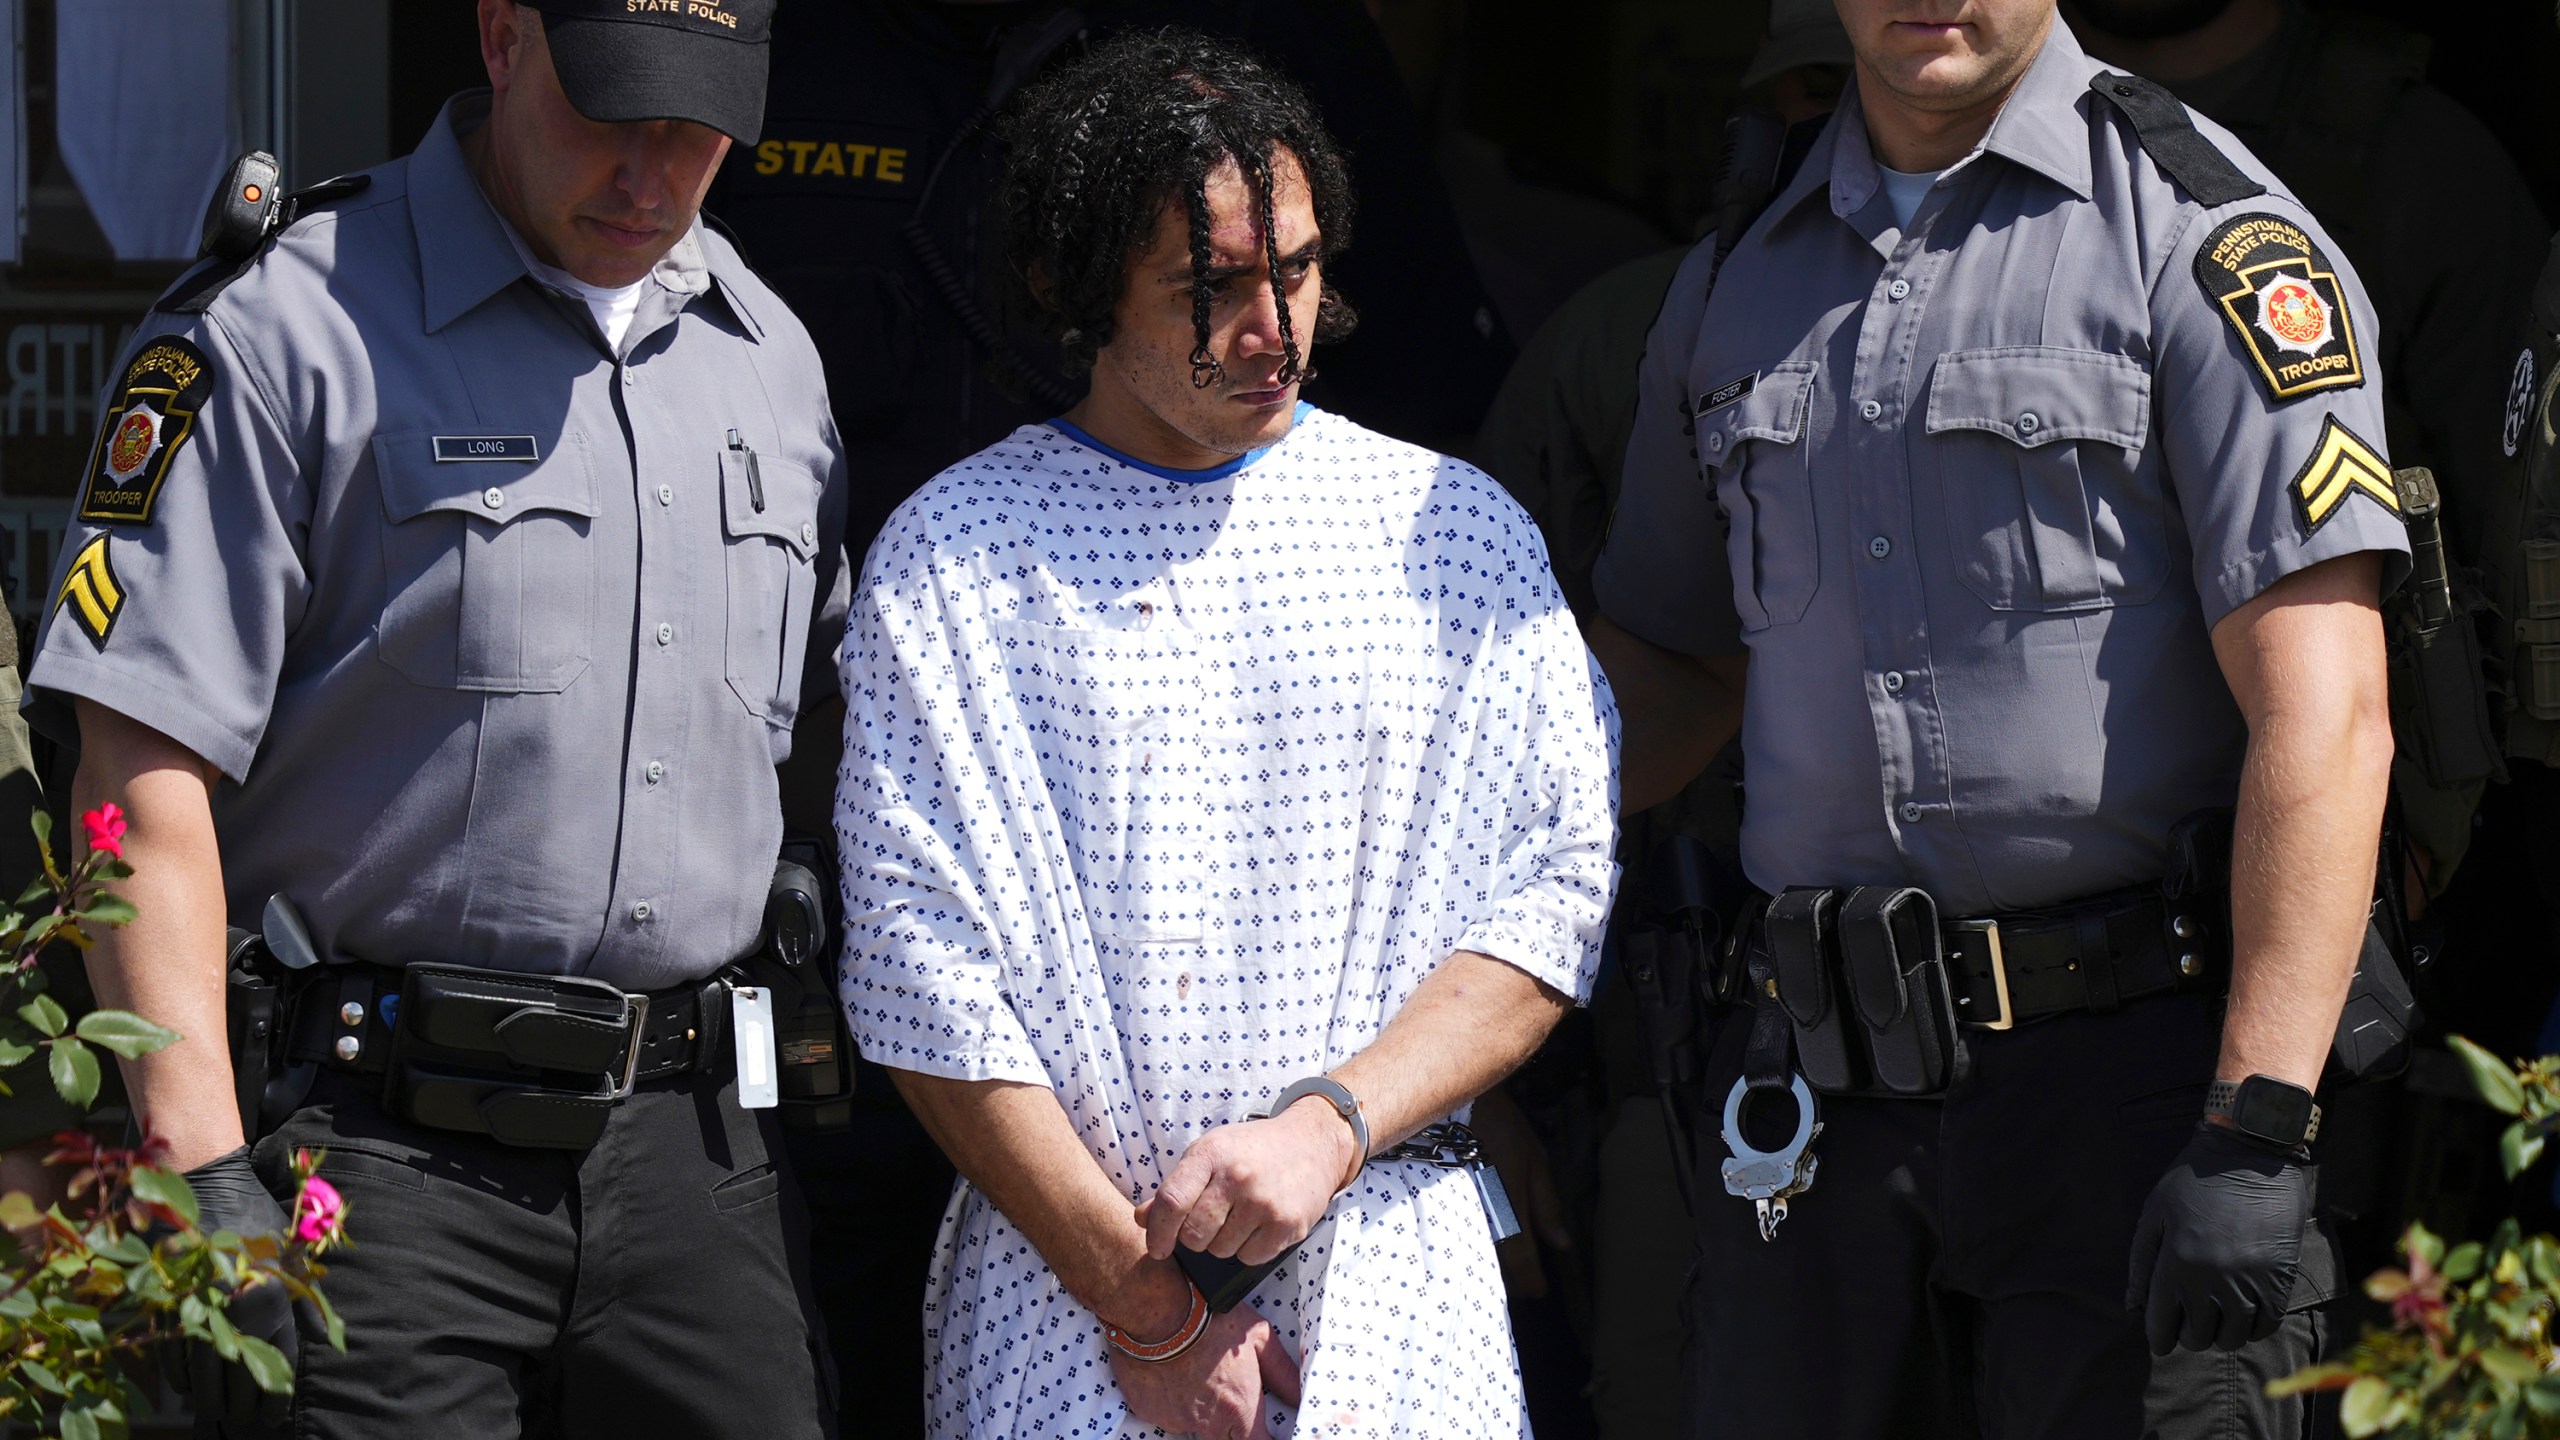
1158, 150, 1316, 280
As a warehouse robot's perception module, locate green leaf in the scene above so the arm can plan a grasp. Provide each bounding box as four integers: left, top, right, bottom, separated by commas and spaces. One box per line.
73, 894, 136, 928
2340, 1376, 2394, 1437
58, 1402, 98, 1440
2480, 1344, 2543, 1385
2265, 1362, 2359, 1398
74, 1010, 176, 1060
127, 1165, 199, 1229
46, 1037, 98, 1109
234, 1332, 294, 1395
2450, 1035, 2529, 1115
30, 809, 53, 869
206, 1305, 242, 1362
17, 995, 66, 1039
2407, 1222, 2446, 1270
2446, 1242, 2488, 1281
0, 1193, 38, 1230
312, 1284, 347, 1352
2504, 1120, 2547, 1181
0, 1037, 32, 1069
19, 1360, 65, 1396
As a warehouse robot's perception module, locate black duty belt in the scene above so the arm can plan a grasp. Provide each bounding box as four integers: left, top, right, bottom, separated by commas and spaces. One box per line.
1740, 878, 2228, 1102
282, 963, 726, 1149
1938, 886, 2223, 1030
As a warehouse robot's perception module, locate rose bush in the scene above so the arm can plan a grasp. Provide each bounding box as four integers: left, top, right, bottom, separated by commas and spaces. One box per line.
2272, 1036, 2560, 1436
0, 809, 346, 1438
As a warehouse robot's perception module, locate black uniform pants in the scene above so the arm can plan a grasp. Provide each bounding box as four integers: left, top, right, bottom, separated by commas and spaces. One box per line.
1684, 992, 2340, 1440
786, 1057, 955, 1440
250, 1067, 837, 1439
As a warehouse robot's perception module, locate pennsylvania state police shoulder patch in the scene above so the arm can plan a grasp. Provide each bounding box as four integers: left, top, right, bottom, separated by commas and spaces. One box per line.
53, 536, 124, 649
2192, 213, 2365, 404
2288, 416, 2397, 534
78, 334, 214, 526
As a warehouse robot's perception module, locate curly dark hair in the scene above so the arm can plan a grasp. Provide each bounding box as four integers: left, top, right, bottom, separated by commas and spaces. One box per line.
996, 27, 1357, 386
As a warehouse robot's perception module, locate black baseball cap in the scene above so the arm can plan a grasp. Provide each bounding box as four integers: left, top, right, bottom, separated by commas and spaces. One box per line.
523, 0, 776, 145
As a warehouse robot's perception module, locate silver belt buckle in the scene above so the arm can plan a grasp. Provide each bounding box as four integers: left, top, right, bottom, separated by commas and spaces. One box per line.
1953, 918, 2015, 1031
606, 992, 652, 1100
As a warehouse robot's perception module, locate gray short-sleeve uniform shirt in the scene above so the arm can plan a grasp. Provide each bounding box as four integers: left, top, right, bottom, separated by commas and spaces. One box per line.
1593, 21, 2408, 916
23, 94, 851, 991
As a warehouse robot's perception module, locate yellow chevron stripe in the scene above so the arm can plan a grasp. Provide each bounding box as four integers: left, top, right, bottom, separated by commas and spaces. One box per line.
54, 536, 123, 646
2289, 419, 2396, 533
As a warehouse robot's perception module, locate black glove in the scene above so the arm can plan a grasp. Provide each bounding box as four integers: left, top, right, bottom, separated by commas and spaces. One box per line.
2125, 1122, 2312, 1354
180, 1146, 298, 1433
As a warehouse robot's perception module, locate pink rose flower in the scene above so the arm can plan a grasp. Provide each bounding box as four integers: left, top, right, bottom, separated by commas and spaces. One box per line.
80, 803, 126, 860
293, 1173, 345, 1245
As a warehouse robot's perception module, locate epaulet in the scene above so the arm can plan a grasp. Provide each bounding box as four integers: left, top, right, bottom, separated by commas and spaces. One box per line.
159, 165, 373, 317
2086, 71, 2267, 209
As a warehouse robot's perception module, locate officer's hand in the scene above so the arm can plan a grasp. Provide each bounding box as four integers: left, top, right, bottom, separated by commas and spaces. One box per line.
1108, 1302, 1300, 1440
2126, 1122, 2311, 1353
180, 1146, 299, 1431
1138, 1101, 1358, 1266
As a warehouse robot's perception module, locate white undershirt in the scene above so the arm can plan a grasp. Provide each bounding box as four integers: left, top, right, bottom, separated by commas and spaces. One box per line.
1878, 164, 1943, 229
499, 222, 647, 351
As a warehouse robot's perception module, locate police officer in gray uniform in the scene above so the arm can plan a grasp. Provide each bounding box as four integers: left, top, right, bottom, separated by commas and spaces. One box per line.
22, 2, 845, 1435
1591, 0, 2407, 1434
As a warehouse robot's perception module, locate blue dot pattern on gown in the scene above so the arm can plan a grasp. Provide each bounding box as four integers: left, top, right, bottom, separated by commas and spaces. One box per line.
836, 406, 1621, 1439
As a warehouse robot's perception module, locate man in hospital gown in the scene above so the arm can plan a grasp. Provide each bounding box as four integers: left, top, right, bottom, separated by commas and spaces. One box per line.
835, 29, 1618, 1440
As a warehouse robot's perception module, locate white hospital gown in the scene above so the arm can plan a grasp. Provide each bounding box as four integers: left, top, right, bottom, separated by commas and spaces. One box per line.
836, 407, 1619, 1440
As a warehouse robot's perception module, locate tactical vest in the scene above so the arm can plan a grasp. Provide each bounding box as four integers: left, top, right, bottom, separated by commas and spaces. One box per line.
2485, 239, 2560, 764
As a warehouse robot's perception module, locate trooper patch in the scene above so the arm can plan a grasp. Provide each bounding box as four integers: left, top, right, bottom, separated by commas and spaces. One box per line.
78, 335, 215, 526
2288, 417, 2397, 534
53, 536, 125, 648
2505, 345, 2538, 459
2192, 214, 2365, 403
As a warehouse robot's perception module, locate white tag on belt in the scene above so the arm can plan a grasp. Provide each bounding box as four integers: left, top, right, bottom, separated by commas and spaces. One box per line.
730, 985, 779, 1109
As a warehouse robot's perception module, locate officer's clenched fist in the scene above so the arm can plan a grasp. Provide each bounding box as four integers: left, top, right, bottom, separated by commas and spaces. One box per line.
2126, 1123, 2312, 1353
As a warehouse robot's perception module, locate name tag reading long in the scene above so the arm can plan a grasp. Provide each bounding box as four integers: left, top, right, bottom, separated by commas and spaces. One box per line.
432, 435, 540, 462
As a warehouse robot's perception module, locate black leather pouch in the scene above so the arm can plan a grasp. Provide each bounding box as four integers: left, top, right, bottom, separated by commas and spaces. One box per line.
383, 966, 632, 1150
1838, 886, 1964, 1097
1767, 887, 1862, 1093
1175, 1246, 1289, 1314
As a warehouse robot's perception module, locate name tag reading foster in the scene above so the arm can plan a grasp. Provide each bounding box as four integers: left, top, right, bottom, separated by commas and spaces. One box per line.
431, 435, 540, 463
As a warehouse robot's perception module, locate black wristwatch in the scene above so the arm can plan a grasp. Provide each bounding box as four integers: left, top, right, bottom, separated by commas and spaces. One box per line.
2205, 1075, 2322, 1150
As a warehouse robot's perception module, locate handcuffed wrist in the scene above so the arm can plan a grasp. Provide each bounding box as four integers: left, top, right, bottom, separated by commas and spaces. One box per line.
1103, 1277, 1210, 1363
1265, 1076, 1367, 1195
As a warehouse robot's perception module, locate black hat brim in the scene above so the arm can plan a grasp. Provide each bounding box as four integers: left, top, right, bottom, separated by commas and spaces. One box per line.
540, 14, 768, 144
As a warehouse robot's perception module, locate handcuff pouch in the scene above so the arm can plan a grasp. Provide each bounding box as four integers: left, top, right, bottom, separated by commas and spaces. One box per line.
1838, 886, 1964, 1096
1766, 887, 1862, 1093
